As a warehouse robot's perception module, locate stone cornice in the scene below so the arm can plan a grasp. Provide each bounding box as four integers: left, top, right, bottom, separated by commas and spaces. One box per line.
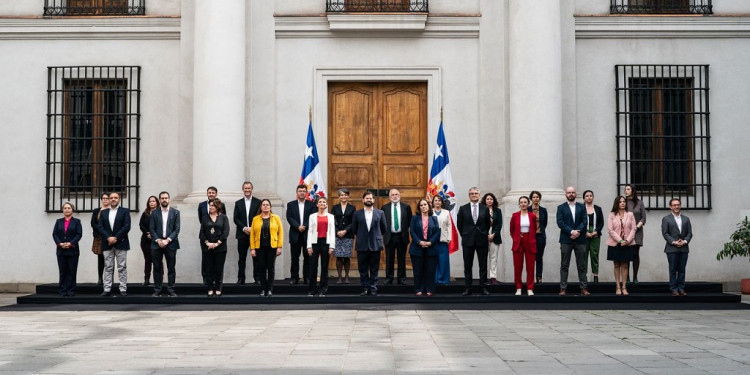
0, 17, 180, 40
576, 15, 750, 39
275, 15, 479, 39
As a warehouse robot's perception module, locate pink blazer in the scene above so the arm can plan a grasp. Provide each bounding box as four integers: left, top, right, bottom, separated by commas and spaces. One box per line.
606, 212, 637, 247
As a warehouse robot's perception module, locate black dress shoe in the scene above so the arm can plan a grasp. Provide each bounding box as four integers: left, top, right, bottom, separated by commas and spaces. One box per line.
461, 289, 472, 296
142, 279, 150, 286
593, 276, 599, 283
481, 288, 491, 296
360, 289, 369, 296
120, 291, 128, 297
289, 279, 299, 285
384, 279, 393, 285
303, 279, 309, 285
237, 278, 246, 285
370, 290, 378, 296
397, 279, 406, 285
100, 291, 111, 297
168, 291, 178, 297
152, 291, 161, 297
97, 278, 103, 286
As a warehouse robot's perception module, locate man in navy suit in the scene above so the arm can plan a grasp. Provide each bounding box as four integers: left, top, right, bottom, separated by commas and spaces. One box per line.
556, 186, 590, 296
456, 187, 492, 296
662, 198, 693, 296
198, 186, 226, 285
381, 188, 413, 285
149, 191, 181, 297
232, 181, 261, 285
286, 184, 316, 284
348, 191, 388, 296
97, 192, 131, 297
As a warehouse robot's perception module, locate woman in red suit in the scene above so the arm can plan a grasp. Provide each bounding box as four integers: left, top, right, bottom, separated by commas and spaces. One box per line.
509, 196, 538, 296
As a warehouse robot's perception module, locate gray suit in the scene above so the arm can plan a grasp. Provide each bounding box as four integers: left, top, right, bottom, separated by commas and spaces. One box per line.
661, 214, 692, 293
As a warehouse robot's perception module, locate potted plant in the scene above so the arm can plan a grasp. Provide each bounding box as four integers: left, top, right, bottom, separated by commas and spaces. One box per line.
717, 217, 750, 294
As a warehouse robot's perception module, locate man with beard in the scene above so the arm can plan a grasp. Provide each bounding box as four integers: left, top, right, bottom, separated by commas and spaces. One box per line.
97, 192, 131, 297
348, 191, 387, 296
556, 186, 590, 296
149, 191, 181, 297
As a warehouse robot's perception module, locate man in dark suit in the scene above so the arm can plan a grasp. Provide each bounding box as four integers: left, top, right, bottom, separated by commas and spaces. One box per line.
662, 198, 693, 296
149, 191, 181, 297
348, 191, 388, 296
198, 186, 226, 285
232, 181, 261, 285
381, 188, 413, 285
97, 192, 131, 297
556, 186, 590, 296
286, 184, 316, 284
456, 187, 492, 296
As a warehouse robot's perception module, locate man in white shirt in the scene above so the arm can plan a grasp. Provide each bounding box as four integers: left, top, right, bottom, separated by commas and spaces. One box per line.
348, 191, 387, 296
232, 181, 261, 285
97, 192, 131, 297
661, 198, 693, 296
149, 191, 181, 297
286, 184, 315, 284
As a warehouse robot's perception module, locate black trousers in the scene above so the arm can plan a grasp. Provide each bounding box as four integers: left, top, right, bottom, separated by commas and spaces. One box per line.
97, 252, 105, 280
257, 246, 277, 292
462, 246, 489, 287
152, 247, 177, 292
357, 250, 381, 292
308, 238, 331, 293
204, 251, 227, 291
535, 234, 547, 278
385, 233, 408, 282
289, 240, 310, 281
411, 250, 437, 294
237, 238, 250, 282
57, 250, 79, 295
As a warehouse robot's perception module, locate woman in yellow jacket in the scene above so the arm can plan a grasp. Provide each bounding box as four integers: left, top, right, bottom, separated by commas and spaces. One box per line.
250, 199, 284, 297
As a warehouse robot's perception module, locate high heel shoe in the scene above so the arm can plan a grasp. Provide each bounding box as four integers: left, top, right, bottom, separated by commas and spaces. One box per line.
593, 275, 599, 283
215, 291, 222, 297
622, 288, 629, 296
207, 291, 214, 297
616, 288, 622, 295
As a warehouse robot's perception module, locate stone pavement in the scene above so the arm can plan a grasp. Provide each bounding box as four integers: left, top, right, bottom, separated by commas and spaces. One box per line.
0, 294, 749, 374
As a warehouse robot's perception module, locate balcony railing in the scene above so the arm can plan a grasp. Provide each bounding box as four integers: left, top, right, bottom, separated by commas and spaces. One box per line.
610, 0, 712, 15
44, 0, 145, 16
327, 0, 428, 13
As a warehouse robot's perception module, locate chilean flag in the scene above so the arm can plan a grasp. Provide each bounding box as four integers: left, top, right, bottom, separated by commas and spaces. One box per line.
426, 122, 459, 254
299, 122, 326, 201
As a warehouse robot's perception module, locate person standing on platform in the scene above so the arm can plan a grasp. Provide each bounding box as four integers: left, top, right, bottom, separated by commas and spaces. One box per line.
457, 187, 491, 296
583, 190, 604, 283
382, 188, 413, 285
332, 188, 355, 284
349, 191, 387, 296
432, 195, 452, 285
286, 184, 316, 285
606, 196, 636, 295
149, 191, 181, 297
200, 198, 230, 297
662, 198, 692, 297
510, 196, 538, 296
251, 199, 284, 297
198, 186, 226, 286
556, 186, 590, 296
91, 193, 109, 286
409, 198, 440, 296
306, 196, 336, 296
530, 191, 548, 283
97, 192, 131, 297
138, 195, 158, 286
53, 202, 82, 297
233, 181, 261, 285
625, 184, 647, 283
482, 193, 503, 284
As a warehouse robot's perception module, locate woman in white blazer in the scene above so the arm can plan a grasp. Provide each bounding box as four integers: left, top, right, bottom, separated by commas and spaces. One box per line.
306, 196, 337, 296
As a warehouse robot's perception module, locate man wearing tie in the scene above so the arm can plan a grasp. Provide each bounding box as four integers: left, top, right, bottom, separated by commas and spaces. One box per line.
149, 191, 181, 297
198, 186, 226, 285
232, 181, 261, 285
662, 198, 692, 296
286, 184, 316, 284
97, 192, 131, 297
348, 191, 388, 296
456, 187, 492, 296
381, 188, 413, 285
556, 186, 590, 296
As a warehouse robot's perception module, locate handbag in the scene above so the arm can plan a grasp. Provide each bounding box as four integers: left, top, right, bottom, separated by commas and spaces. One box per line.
91, 237, 102, 255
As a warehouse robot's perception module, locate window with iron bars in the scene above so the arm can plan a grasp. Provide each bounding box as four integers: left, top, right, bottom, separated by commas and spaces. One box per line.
327, 0, 428, 13
44, 0, 145, 16
610, 0, 712, 14
46, 66, 141, 213
615, 65, 710, 210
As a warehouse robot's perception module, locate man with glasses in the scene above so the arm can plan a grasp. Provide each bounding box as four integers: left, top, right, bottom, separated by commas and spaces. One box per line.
457, 187, 492, 296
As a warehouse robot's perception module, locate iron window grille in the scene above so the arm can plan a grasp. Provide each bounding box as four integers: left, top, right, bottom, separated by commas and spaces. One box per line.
46, 66, 141, 213
327, 0, 428, 13
610, 0, 712, 15
44, 0, 145, 16
615, 65, 710, 210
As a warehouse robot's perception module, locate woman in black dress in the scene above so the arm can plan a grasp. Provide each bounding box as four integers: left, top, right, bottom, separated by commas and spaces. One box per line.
332, 188, 355, 283
199, 198, 230, 297
138, 196, 158, 286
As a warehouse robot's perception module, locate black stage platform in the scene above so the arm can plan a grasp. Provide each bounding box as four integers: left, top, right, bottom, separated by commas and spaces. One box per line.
15, 280, 746, 310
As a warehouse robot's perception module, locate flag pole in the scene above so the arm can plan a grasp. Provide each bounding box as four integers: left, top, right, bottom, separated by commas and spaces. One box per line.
440, 106, 443, 122
309, 105, 312, 124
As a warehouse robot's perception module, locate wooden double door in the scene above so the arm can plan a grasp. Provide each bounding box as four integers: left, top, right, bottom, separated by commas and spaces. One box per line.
327, 82, 428, 269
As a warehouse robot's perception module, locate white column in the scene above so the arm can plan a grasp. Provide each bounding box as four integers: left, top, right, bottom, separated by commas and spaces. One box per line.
507, 0, 564, 197
186, 0, 246, 202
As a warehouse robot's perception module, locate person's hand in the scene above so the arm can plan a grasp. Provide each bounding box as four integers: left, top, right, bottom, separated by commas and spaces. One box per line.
329, 248, 334, 255
276, 248, 282, 256
298, 225, 306, 232
250, 249, 256, 258
307, 248, 313, 256
337, 230, 346, 238
146, 233, 151, 239
107, 237, 117, 245
243, 227, 251, 235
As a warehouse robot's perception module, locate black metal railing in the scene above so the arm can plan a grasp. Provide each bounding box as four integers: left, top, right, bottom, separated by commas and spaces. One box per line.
610, 0, 712, 15
44, 0, 145, 16
46, 66, 141, 213
615, 65, 711, 210
327, 0, 428, 13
